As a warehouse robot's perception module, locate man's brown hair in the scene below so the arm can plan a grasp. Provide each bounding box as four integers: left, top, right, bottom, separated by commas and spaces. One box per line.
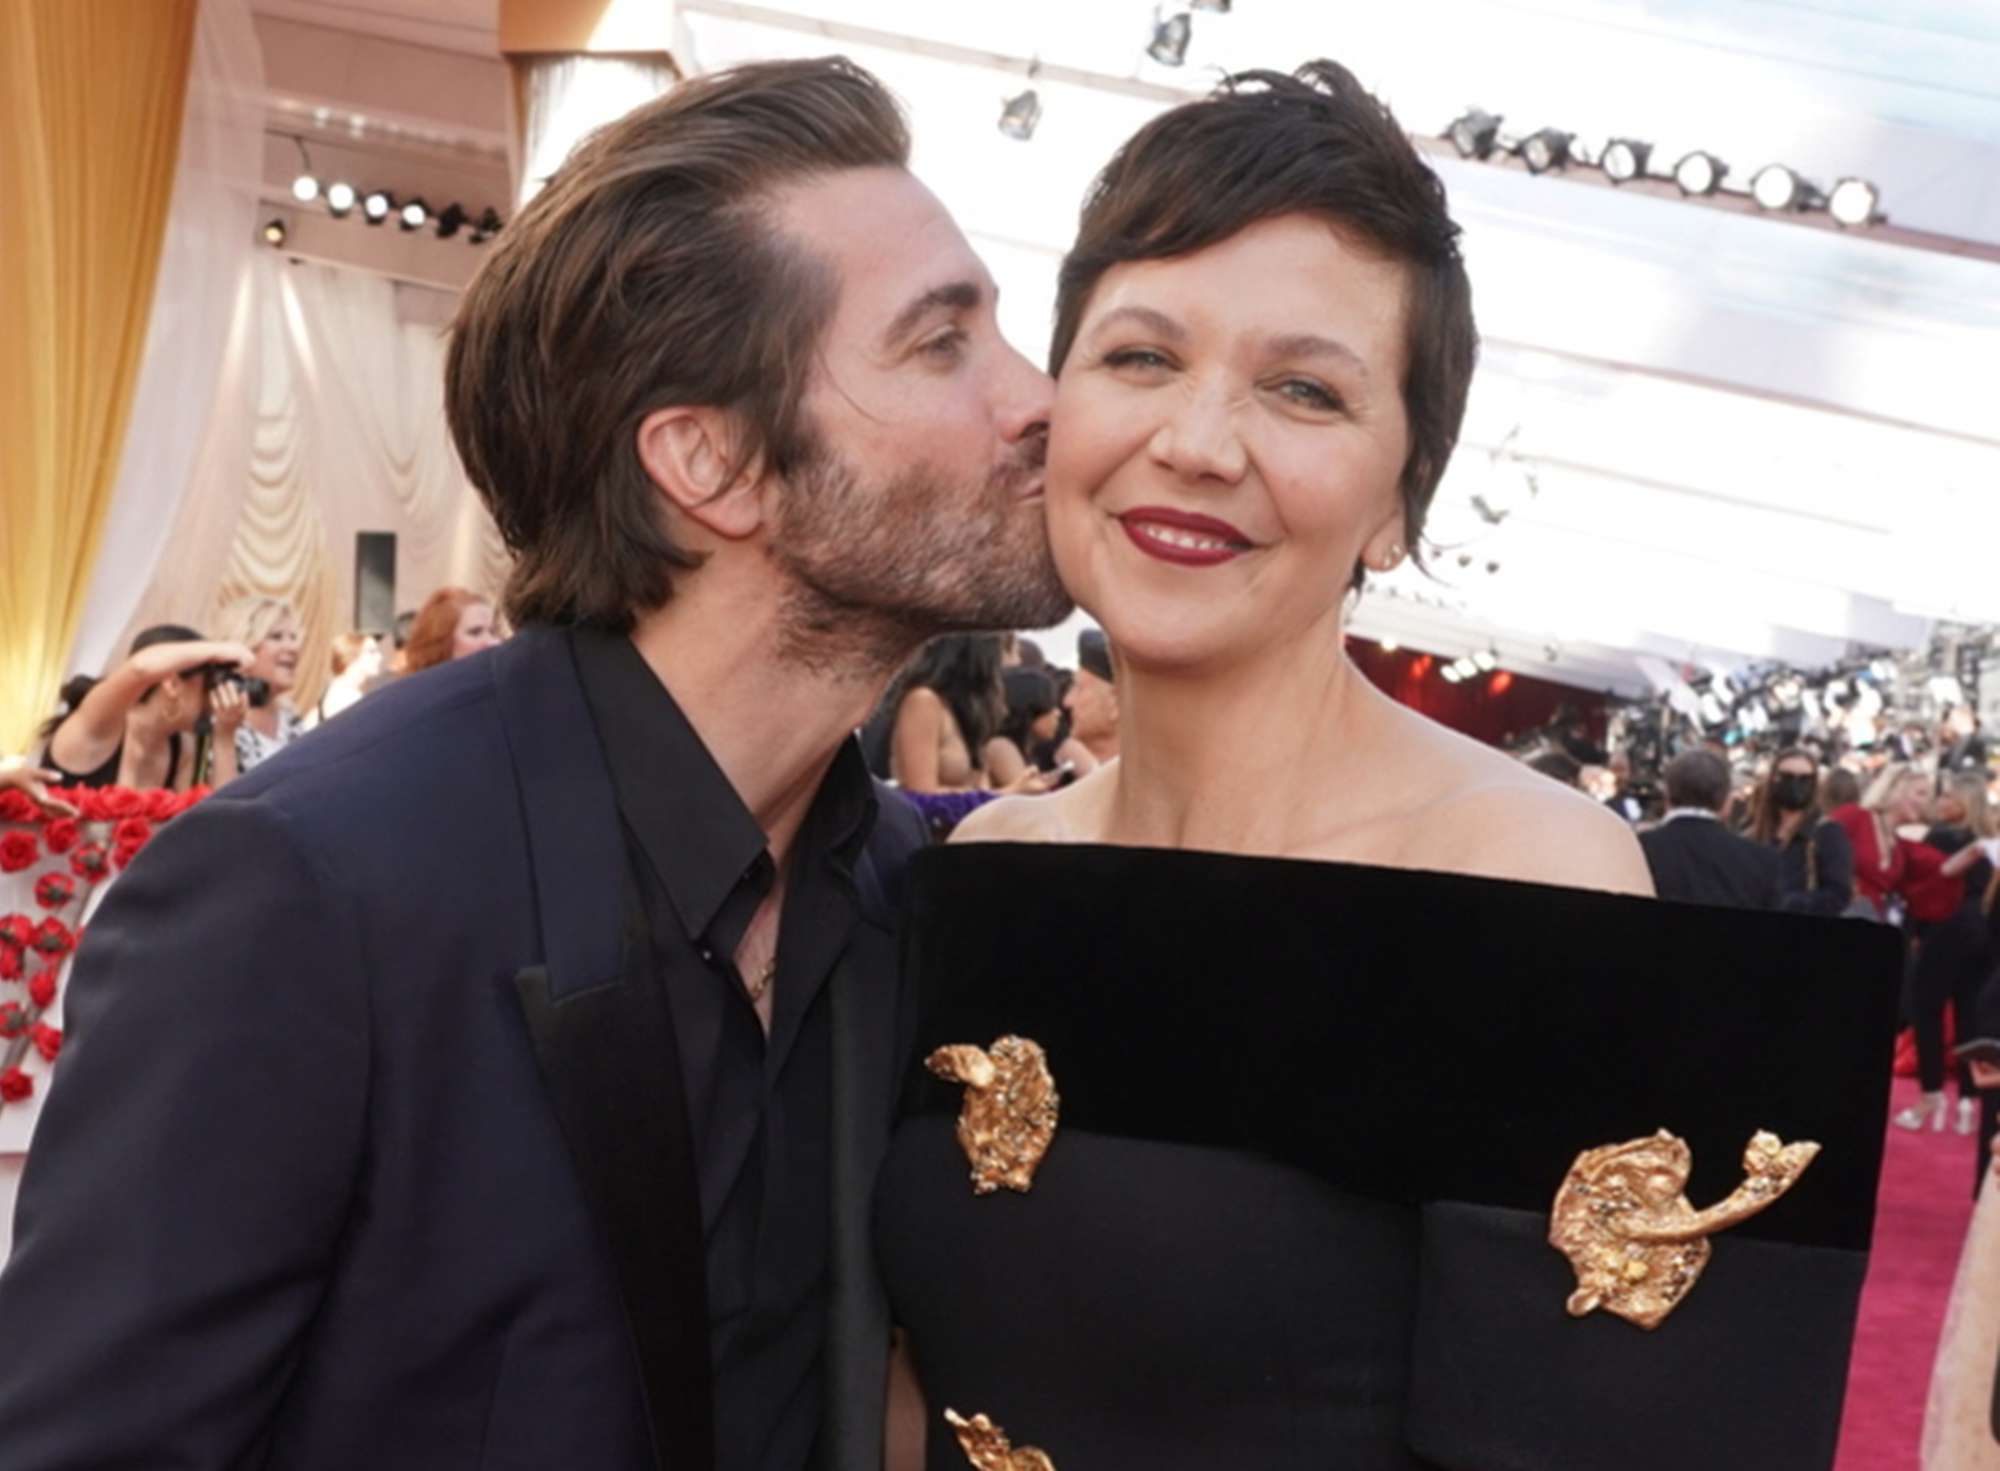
446, 57, 910, 630
1049, 61, 1477, 590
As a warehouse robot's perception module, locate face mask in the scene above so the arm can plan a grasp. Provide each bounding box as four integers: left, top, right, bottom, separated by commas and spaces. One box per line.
1772, 773, 1816, 811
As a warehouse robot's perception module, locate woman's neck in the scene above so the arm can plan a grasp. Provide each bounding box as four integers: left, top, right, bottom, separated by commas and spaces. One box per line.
1777, 809, 1807, 843
1102, 619, 1368, 854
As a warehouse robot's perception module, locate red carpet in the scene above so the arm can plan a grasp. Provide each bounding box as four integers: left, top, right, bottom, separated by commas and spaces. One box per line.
1837, 1077, 1979, 1470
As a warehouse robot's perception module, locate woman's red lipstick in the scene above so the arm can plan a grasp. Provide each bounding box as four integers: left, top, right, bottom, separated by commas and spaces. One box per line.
1118, 506, 1256, 567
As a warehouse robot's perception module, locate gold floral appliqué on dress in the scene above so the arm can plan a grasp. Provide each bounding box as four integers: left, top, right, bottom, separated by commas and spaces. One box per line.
1550, 1128, 1819, 1330
925, 1036, 1059, 1194
944, 1408, 1057, 1471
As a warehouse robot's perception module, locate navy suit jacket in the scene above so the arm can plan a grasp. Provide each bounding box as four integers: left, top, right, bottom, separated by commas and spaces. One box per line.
0, 627, 924, 1471
1639, 813, 1783, 912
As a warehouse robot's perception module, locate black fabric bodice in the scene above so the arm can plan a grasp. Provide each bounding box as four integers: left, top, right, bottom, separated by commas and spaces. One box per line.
873, 843, 1902, 1471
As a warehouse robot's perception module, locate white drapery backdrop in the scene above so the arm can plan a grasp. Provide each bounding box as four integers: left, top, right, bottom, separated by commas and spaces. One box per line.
66, 0, 263, 681
114, 255, 512, 711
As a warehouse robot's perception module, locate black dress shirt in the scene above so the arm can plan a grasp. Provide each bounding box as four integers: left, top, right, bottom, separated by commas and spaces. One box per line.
573, 627, 878, 1471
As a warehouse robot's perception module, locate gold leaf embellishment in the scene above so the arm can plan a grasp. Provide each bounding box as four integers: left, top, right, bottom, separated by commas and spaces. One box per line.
1550, 1128, 1820, 1330
944, 1408, 1058, 1471
926, 1036, 1060, 1195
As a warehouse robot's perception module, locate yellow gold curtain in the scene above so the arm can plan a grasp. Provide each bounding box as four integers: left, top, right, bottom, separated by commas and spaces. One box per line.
0, 0, 200, 756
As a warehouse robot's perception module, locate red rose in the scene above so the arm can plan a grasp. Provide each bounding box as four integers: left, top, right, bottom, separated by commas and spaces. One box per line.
0, 791, 38, 823
112, 816, 154, 849
30, 1024, 61, 1062
0, 948, 20, 982
0, 831, 38, 873
0, 914, 32, 950
33, 873, 76, 911
31, 918, 73, 959
95, 787, 143, 820
112, 842, 145, 873
41, 817, 80, 854
70, 843, 110, 880
0, 1068, 32, 1103
140, 788, 180, 821
28, 972, 54, 1008
0, 1003, 25, 1038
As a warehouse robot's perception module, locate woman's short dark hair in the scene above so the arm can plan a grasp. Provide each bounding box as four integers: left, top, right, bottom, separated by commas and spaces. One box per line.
446, 57, 910, 631
1050, 60, 1476, 590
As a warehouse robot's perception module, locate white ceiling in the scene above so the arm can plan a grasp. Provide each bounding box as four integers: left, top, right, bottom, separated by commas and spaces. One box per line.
245, 0, 2000, 696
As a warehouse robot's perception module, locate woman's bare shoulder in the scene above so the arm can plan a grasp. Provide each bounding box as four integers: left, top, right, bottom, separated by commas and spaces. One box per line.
947, 764, 1111, 846
1386, 711, 1653, 896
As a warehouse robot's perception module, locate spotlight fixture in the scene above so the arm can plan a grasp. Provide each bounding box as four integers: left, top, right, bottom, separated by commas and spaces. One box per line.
1520, 128, 1573, 175
1601, 138, 1651, 183
469, 207, 503, 244
1191, 0, 1230, 10
435, 203, 468, 240
998, 88, 1042, 141
1441, 663, 1464, 685
1472, 650, 1499, 673
1447, 109, 1503, 161
361, 189, 392, 224
1147, 12, 1192, 67
1673, 150, 1726, 196
325, 181, 357, 217
398, 196, 429, 231
1828, 177, 1880, 227
1379, 637, 1399, 653
290, 173, 321, 204
1749, 164, 1817, 212
261, 218, 287, 247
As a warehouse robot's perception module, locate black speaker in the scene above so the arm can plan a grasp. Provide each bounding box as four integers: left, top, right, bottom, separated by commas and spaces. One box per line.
354, 531, 396, 635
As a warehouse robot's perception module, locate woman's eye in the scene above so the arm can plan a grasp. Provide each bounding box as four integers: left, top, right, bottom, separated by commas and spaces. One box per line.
1102, 347, 1173, 372
1275, 378, 1343, 412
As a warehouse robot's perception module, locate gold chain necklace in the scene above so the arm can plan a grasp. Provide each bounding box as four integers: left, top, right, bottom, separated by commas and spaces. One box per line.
743, 954, 778, 1004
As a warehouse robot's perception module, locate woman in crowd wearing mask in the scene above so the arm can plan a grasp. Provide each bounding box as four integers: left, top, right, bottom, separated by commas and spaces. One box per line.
1750, 748, 1856, 917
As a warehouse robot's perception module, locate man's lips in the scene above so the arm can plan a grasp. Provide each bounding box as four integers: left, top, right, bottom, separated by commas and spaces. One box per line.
1117, 506, 1257, 567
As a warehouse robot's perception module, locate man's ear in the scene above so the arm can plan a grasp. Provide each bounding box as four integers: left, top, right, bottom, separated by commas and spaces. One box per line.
636, 406, 766, 541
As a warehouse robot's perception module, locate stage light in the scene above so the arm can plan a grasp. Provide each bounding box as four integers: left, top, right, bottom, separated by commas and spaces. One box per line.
1448, 109, 1502, 161
291, 173, 321, 204
1673, 150, 1725, 196
1473, 649, 1499, 672
399, 197, 429, 231
1147, 12, 1192, 66
1829, 177, 1879, 227
1191, 0, 1229, 10
1520, 128, 1572, 174
1379, 637, 1399, 653
1601, 139, 1651, 183
325, 181, 356, 217
435, 203, 468, 240
261, 218, 286, 247
1750, 164, 1808, 211
469, 207, 502, 244
1441, 663, 1464, 684
362, 190, 392, 224
1490, 671, 1515, 695
999, 88, 1042, 141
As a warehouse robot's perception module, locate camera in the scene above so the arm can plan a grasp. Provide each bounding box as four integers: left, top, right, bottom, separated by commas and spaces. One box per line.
191, 661, 272, 709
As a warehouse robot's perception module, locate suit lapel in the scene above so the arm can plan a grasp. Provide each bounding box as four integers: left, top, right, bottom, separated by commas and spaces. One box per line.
820, 908, 902, 1471
493, 629, 713, 1471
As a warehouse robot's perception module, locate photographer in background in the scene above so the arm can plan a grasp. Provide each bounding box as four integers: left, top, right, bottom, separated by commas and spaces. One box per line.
221, 597, 307, 774
38, 625, 256, 791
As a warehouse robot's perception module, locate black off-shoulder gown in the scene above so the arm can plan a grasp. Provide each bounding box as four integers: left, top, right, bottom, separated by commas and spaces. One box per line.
874, 844, 1901, 1471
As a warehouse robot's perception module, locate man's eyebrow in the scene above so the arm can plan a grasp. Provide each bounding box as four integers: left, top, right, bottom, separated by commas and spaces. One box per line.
1263, 332, 1370, 377
882, 279, 983, 351
1086, 305, 1187, 343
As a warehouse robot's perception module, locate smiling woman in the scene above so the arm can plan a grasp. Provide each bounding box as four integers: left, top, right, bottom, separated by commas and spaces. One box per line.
873, 59, 1895, 1471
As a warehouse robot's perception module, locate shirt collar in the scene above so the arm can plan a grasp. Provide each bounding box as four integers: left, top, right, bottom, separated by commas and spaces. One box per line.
571, 625, 877, 937
1663, 807, 1722, 824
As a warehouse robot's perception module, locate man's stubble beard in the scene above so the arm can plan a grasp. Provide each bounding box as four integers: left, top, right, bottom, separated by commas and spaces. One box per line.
767, 431, 1074, 676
